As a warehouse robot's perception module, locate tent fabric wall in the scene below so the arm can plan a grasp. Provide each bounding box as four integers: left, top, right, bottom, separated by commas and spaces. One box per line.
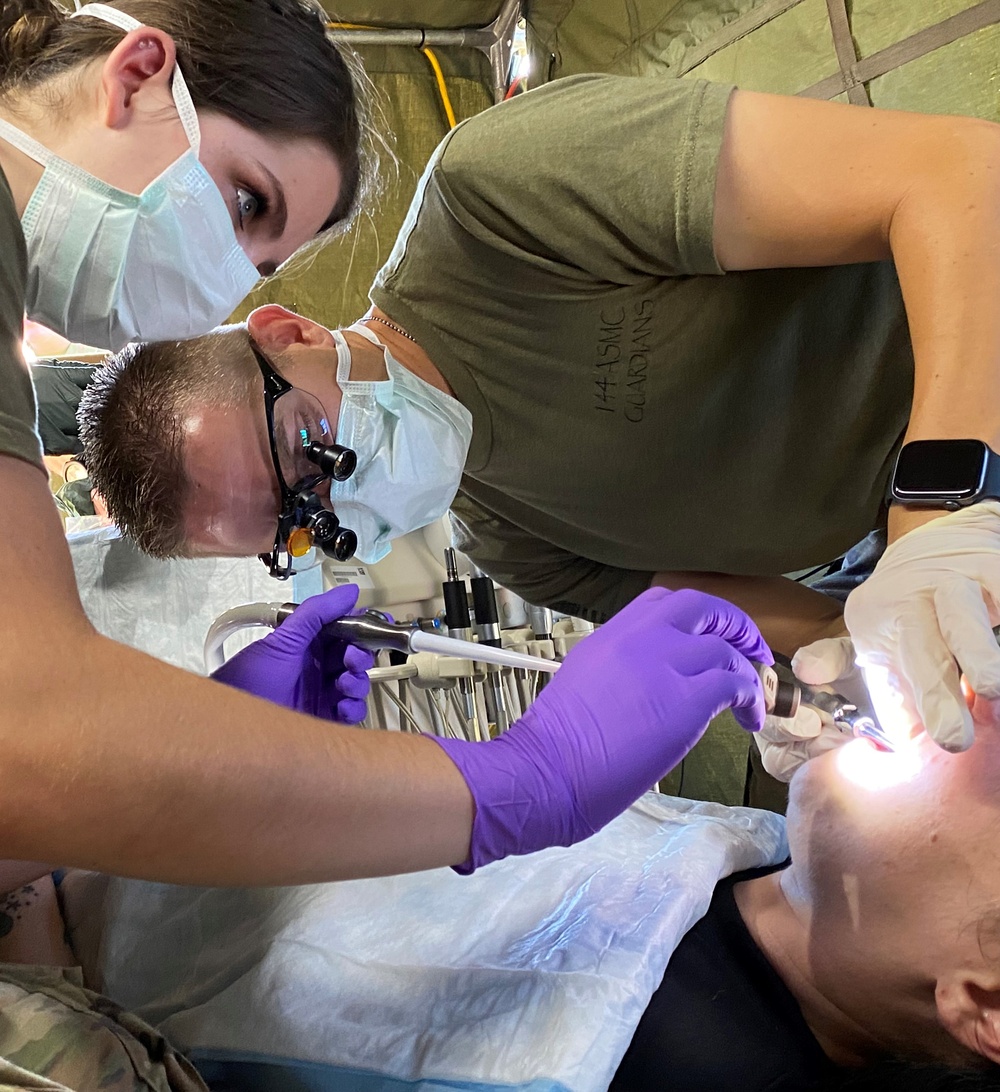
526, 0, 1000, 121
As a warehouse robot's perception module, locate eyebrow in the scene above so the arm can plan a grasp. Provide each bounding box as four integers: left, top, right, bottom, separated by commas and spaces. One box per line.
255, 160, 288, 242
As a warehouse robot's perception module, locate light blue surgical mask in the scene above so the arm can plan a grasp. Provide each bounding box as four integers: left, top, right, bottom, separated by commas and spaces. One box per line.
0, 2, 259, 350
329, 323, 473, 564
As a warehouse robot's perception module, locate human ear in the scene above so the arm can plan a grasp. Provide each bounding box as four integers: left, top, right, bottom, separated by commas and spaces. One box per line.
100, 28, 177, 129
937, 975, 1000, 1063
247, 306, 334, 352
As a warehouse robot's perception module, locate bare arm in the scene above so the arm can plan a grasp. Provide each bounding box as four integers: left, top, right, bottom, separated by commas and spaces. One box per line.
713, 90, 1000, 542
0, 875, 75, 967
0, 455, 473, 886
650, 571, 845, 658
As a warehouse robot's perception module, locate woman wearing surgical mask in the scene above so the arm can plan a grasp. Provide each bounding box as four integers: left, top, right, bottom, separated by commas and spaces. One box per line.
0, 0, 379, 353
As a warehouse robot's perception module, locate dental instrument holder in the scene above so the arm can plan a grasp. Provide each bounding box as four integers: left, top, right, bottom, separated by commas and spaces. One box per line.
274, 606, 804, 723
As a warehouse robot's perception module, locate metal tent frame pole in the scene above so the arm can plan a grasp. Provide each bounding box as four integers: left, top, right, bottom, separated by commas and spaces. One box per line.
330, 0, 523, 103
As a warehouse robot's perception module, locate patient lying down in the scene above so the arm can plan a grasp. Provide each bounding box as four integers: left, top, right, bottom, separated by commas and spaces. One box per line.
617, 694, 1000, 1091
16, 698, 1000, 1091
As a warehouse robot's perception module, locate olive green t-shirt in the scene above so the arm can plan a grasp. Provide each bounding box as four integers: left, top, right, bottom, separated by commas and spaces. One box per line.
0, 167, 43, 470
370, 75, 913, 621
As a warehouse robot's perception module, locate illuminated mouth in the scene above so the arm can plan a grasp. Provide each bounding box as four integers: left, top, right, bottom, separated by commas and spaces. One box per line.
835, 736, 925, 791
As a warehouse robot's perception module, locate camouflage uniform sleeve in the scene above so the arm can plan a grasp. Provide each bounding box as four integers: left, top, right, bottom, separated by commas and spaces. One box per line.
0, 966, 207, 1092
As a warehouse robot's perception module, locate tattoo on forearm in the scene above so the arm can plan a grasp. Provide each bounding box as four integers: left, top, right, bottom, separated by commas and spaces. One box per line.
0, 885, 38, 938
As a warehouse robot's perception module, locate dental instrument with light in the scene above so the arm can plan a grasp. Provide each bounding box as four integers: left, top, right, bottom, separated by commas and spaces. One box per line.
770, 656, 895, 752
797, 683, 894, 751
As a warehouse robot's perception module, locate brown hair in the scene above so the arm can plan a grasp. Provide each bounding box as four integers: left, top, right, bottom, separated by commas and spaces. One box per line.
79, 328, 259, 558
0, 0, 384, 233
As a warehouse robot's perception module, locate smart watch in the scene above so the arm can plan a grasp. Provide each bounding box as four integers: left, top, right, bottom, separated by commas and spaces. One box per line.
889, 439, 1000, 510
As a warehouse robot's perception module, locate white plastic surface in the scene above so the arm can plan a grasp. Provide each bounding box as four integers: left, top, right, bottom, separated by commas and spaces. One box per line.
62, 796, 788, 1092
68, 525, 321, 673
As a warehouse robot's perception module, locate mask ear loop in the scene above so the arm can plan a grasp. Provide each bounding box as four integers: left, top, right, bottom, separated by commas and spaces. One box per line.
70, 3, 201, 154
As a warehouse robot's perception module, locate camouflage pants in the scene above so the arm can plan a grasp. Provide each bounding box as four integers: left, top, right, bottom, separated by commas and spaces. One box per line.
0, 965, 207, 1092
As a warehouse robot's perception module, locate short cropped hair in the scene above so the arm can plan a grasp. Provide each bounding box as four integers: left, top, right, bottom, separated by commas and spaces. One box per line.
78, 327, 258, 558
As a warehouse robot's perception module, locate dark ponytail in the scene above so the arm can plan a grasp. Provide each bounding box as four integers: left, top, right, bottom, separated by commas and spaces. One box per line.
0, 0, 64, 84
0, 1, 385, 234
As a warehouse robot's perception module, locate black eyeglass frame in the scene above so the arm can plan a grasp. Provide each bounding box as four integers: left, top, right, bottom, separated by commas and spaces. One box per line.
250, 344, 358, 580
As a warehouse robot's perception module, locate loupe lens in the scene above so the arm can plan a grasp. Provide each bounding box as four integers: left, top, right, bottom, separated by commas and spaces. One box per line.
306, 442, 357, 482
330, 528, 357, 562
273, 389, 336, 490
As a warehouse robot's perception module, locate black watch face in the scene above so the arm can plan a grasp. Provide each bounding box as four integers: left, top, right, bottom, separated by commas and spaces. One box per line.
893, 439, 988, 497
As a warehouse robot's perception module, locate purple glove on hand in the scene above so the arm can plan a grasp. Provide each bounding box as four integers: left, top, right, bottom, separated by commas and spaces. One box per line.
432, 587, 770, 873
211, 584, 374, 724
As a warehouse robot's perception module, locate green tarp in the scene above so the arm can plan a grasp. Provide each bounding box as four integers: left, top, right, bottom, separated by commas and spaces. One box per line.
526, 0, 1000, 119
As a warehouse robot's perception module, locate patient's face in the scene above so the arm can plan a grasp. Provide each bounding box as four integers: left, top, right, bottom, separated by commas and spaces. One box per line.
786, 697, 1000, 914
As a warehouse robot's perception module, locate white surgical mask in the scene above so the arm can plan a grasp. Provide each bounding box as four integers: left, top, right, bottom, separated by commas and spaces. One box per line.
0, 3, 259, 350
329, 323, 473, 564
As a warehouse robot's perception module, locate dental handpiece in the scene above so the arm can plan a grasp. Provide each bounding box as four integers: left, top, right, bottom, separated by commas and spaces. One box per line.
768, 655, 893, 751
281, 605, 798, 712
753, 662, 800, 720
277, 607, 566, 675
442, 549, 477, 724
468, 564, 510, 732
796, 682, 894, 751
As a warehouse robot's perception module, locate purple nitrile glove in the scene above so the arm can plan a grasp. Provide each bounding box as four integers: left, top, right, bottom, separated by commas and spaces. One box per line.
211, 584, 374, 725
431, 587, 771, 873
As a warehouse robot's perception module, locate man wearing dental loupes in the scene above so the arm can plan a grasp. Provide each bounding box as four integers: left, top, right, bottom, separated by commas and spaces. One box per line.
87, 75, 1000, 761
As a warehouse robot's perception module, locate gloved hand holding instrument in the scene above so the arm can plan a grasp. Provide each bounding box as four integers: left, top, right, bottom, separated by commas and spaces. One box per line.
755, 637, 888, 782
213, 584, 778, 872
428, 587, 774, 871
211, 583, 374, 725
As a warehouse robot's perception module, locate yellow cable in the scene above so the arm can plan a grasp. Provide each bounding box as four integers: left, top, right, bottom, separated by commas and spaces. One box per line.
327, 23, 458, 132
420, 46, 458, 130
